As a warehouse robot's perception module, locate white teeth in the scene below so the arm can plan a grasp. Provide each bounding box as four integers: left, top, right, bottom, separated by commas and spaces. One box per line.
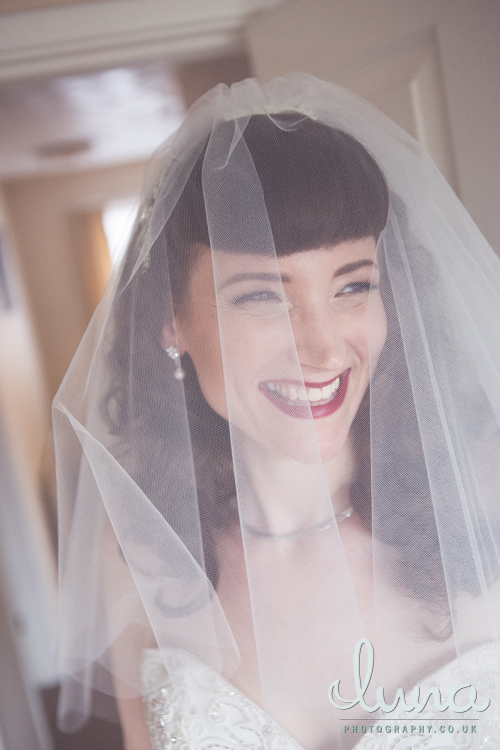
308, 387, 322, 402
264, 376, 342, 405
321, 384, 332, 400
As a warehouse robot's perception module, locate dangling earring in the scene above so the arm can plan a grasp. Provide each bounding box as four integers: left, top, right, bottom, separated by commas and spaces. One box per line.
165, 346, 185, 380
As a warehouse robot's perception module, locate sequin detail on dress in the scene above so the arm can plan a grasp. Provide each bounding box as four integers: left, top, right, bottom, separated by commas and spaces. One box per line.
142, 649, 303, 750
142, 645, 500, 750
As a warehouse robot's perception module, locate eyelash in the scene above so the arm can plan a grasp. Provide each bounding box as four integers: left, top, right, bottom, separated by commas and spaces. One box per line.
232, 281, 378, 305
233, 290, 282, 305
337, 281, 378, 295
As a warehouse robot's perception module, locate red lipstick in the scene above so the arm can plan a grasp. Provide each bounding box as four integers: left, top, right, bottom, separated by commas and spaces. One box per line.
259, 370, 350, 420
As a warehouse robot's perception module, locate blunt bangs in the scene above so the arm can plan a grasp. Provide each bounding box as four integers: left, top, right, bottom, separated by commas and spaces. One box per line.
241, 114, 389, 254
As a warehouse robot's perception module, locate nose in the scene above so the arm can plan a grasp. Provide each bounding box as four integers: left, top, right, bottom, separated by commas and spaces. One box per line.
291, 303, 346, 374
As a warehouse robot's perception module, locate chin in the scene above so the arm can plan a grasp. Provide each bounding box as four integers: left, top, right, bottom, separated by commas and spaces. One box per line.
273, 427, 349, 465
317, 435, 350, 463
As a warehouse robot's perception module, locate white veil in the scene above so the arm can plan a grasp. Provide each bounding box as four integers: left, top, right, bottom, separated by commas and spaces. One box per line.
53, 73, 500, 748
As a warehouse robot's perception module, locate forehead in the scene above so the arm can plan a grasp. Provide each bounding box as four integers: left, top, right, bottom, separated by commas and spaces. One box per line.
208, 237, 378, 284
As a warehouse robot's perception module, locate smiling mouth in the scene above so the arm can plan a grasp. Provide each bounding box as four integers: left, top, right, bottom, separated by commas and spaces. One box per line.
259, 370, 350, 419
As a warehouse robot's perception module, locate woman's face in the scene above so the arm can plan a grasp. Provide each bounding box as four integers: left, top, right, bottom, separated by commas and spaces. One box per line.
172, 237, 387, 463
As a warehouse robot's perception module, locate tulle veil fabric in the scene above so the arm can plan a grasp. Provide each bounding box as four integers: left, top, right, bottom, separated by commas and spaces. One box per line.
53, 73, 500, 747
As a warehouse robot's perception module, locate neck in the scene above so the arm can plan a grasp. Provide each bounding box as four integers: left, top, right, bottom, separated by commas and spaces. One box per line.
235, 433, 355, 537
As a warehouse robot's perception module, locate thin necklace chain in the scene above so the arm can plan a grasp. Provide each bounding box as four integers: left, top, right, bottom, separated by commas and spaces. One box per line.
243, 505, 354, 541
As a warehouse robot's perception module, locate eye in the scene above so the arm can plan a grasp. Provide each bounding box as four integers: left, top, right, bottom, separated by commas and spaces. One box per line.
233, 290, 283, 305
230, 289, 288, 319
336, 281, 378, 296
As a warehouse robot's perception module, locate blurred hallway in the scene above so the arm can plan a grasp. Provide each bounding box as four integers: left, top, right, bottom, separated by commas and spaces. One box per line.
0, 1, 498, 747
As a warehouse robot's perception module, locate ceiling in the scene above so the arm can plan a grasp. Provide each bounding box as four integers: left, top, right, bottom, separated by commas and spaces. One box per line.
0, 0, 119, 15
0, 49, 254, 179
0, 61, 185, 177
0, 0, 264, 179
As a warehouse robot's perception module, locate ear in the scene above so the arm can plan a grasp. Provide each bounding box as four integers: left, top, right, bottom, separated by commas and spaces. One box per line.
161, 320, 186, 355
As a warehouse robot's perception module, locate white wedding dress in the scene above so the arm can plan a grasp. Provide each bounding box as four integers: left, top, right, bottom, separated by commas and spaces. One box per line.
142, 645, 500, 750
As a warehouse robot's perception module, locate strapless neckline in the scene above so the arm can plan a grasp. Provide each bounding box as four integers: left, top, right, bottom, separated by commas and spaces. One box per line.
142, 643, 500, 749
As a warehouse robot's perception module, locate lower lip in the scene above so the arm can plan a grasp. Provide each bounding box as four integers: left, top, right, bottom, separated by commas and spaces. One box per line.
259, 370, 350, 420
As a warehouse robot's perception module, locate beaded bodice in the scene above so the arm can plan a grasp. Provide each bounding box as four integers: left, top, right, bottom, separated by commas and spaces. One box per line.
142, 645, 500, 750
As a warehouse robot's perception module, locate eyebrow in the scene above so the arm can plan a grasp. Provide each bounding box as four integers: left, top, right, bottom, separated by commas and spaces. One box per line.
218, 272, 289, 290
218, 260, 375, 290
334, 259, 374, 277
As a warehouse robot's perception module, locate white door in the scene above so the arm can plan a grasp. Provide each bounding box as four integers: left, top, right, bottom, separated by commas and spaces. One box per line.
247, 0, 500, 253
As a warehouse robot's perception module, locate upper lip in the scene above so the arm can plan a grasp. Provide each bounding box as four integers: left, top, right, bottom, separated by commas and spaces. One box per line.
261, 373, 345, 388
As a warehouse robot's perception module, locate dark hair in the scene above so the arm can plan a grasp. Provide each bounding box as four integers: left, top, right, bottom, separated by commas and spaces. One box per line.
105, 113, 478, 625
163, 114, 388, 313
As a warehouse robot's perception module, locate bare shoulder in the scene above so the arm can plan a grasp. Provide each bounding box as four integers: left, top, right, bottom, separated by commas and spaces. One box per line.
116, 695, 153, 750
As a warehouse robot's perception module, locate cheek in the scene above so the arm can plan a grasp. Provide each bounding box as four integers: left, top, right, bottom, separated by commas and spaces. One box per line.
186, 322, 228, 419
366, 298, 388, 369
219, 313, 291, 372
186, 311, 283, 422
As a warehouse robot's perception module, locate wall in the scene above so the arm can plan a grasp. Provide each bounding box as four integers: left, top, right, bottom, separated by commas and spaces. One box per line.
247, 0, 500, 254
0, 187, 56, 748
2, 160, 146, 400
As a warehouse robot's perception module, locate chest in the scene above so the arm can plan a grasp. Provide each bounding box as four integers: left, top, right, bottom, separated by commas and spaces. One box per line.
215, 528, 455, 748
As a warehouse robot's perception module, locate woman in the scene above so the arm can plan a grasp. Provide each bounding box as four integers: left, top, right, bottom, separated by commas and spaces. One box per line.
54, 74, 500, 749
